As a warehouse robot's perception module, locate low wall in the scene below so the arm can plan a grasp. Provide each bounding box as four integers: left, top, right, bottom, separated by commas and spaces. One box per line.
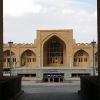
80, 76, 100, 100
0, 76, 22, 100
12, 67, 93, 79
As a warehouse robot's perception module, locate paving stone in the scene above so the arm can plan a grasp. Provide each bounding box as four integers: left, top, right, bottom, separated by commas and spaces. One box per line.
17, 81, 82, 100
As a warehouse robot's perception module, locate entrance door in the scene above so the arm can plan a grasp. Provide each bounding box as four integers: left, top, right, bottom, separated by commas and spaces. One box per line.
54, 78, 59, 82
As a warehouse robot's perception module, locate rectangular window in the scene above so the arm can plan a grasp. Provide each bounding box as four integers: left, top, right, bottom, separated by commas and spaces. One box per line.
33, 58, 36, 62
84, 58, 87, 62
35, 58, 36, 62
8, 58, 10, 62
81, 58, 82, 62
15, 58, 16, 62
13, 58, 15, 62
30, 58, 31, 62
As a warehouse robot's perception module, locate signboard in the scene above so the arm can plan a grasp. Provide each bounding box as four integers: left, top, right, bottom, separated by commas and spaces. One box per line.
43, 73, 64, 78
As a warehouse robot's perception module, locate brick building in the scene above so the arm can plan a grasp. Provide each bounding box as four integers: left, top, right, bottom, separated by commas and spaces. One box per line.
3, 29, 98, 82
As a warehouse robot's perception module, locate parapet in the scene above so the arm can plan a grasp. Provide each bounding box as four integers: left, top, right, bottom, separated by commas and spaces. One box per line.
74, 43, 97, 47
3, 43, 36, 48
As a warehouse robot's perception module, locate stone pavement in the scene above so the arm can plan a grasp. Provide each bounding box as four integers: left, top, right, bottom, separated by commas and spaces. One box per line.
17, 81, 82, 100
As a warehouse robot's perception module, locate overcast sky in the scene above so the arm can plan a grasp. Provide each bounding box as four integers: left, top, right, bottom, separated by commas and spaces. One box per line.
3, 0, 97, 43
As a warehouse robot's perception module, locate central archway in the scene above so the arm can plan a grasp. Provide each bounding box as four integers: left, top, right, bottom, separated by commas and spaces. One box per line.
43, 36, 66, 67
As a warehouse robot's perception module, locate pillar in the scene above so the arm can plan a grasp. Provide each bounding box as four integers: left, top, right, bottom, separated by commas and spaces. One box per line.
59, 78, 60, 82
0, 0, 3, 77
97, 0, 100, 76
48, 78, 50, 82
52, 78, 54, 82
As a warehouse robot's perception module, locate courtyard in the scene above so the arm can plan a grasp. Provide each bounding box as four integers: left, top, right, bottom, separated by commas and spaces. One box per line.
18, 80, 82, 100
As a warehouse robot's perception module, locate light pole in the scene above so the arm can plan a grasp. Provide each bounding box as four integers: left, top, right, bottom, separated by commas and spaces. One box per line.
91, 40, 96, 76
8, 41, 13, 76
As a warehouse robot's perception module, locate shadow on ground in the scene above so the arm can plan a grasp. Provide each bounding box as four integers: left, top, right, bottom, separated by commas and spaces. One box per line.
17, 82, 82, 100
18, 92, 82, 100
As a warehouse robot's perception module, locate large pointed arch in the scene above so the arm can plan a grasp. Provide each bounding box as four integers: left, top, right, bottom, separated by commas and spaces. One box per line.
43, 35, 66, 67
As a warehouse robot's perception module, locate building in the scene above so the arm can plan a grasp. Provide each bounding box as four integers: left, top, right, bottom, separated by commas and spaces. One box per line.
3, 29, 98, 82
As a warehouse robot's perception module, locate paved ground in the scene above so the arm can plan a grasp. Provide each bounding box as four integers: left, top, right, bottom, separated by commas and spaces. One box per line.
17, 81, 82, 100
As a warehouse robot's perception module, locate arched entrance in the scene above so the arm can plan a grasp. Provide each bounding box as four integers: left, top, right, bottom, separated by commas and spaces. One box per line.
3, 50, 16, 67
43, 36, 66, 67
74, 49, 89, 67
21, 50, 36, 67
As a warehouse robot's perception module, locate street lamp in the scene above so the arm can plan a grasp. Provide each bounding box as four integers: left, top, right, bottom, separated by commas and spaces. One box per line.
8, 41, 13, 76
91, 40, 96, 76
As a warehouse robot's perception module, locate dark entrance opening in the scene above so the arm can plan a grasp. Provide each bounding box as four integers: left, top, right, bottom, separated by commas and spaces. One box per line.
54, 78, 59, 82
60, 78, 64, 82
50, 78, 53, 82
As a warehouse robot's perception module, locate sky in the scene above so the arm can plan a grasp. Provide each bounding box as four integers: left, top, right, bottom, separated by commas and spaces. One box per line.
3, 0, 97, 43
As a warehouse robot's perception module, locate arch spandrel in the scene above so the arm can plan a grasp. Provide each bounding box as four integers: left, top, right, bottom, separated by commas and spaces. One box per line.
73, 48, 91, 55
3, 50, 16, 57
74, 49, 89, 56
21, 49, 36, 56
41, 34, 66, 48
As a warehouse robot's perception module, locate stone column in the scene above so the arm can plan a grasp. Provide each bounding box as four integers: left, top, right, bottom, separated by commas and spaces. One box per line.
0, 0, 3, 77
97, 0, 100, 76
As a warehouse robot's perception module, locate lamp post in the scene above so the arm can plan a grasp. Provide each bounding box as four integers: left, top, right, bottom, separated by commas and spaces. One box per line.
8, 41, 13, 76
91, 40, 96, 76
